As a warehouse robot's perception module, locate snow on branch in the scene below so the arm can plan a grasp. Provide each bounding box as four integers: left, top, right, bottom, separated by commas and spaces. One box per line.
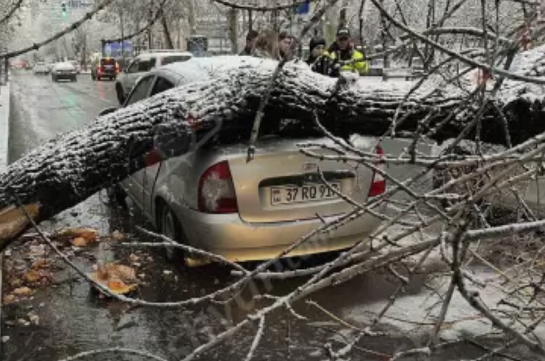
211, 0, 318, 12
0, 0, 24, 27
102, 0, 169, 44
0, 0, 116, 59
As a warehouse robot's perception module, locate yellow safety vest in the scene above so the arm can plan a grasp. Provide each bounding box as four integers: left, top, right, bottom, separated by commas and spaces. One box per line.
328, 49, 369, 75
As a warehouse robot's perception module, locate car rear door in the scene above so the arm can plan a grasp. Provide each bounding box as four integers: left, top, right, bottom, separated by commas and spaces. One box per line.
119, 74, 156, 209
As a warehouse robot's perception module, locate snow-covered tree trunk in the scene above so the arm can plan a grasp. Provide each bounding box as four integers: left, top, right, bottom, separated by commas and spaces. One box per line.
0, 56, 545, 248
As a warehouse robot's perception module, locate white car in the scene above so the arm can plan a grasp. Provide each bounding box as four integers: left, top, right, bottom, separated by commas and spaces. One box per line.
51, 62, 77, 82
33, 62, 49, 75
115, 50, 193, 104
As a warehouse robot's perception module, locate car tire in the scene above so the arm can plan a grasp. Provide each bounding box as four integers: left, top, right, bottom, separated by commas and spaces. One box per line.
73, 76, 77, 82
158, 202, 189, 267
116, 84, 125, 105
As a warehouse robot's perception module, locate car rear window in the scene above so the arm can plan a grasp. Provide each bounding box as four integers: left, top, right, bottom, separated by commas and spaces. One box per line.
161, 55, 192, 66
101, 58, 116, 66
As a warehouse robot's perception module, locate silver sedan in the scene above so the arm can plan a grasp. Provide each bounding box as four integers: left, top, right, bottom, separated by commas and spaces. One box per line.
102, 57, 387, 266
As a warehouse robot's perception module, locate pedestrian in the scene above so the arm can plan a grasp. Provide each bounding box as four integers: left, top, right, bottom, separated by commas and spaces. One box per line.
328, 27, 369, 75
278, 31, 294, 59
252, 29, 280, 59
239, 29, 259, 56
305, 36, 335, 76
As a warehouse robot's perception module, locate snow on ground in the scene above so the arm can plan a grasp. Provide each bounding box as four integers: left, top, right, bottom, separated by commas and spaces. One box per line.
342, 268, 545, 342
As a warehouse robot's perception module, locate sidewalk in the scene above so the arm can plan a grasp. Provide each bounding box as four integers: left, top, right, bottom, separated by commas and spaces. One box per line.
0, 81, 10, 171
0, 78, 9, 350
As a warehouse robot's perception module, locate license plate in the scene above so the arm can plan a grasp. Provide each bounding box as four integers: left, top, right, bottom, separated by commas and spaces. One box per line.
270, 182, 341, 205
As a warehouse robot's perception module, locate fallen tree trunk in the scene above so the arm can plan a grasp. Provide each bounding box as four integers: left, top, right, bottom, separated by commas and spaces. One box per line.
1, 55, 545, 249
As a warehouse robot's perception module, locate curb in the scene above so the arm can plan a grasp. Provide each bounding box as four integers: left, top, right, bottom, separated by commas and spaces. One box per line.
0, 80, 11, 352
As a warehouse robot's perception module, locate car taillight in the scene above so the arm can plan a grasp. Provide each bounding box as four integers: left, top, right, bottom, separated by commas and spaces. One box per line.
115, 62, 120, 73
98, 66, 102, 73
198, 161, 238, 213
368, 146, 386, 197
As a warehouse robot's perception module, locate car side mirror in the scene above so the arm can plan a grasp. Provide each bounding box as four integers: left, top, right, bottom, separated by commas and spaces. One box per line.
98, 107, 118, 117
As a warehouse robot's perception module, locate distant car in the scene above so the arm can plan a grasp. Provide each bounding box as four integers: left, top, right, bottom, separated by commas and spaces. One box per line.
101, 56, 386, 267
51, 62, 77, 82
115, 50, 193, 104
33, 62, 50, 75
91, 57, 119, 81
69, 60, 81, 74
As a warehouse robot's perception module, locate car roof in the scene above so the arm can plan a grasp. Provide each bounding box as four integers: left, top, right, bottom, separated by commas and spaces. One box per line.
152, 56, 273, 85
137, 51, 193, 60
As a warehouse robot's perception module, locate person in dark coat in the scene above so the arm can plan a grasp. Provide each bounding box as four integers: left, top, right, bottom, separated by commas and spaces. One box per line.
306, 36, 336, 76
239, 30, 259, 56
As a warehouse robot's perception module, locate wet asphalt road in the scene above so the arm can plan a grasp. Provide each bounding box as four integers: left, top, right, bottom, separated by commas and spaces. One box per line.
1, 71, 529, 361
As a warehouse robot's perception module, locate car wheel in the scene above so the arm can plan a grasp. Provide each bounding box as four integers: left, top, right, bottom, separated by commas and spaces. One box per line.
116, 84, 125, 104
73, 76, 77, 82
158, 202, 189, 267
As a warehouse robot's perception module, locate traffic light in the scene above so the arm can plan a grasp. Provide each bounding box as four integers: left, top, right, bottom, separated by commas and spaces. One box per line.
61, 2, 67, 18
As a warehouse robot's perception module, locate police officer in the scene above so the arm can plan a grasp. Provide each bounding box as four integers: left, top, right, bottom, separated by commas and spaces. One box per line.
328, 28, 369, 76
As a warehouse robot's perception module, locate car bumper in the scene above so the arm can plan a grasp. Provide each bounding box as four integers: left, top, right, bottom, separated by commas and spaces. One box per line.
173, 202, 385, 263
54, 73, 76, 79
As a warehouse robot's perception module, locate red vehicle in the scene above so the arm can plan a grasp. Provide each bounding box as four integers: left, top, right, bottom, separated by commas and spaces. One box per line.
91, 57, 120, 81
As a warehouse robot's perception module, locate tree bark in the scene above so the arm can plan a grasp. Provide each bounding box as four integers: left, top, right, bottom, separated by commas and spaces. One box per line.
1, 56, 545, 249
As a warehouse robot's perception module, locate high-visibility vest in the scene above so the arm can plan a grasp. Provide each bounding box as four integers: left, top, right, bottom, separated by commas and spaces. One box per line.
328, 49, 369, 75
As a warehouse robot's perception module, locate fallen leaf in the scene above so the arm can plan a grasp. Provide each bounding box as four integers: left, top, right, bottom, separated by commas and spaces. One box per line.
2, 295, 16, 305
58, 227, 99, 243
12, 287, 32, 296
9, 278, 23, 288
31, 259, 48, 269
24, 270, 41, 283
72, 237, 88, 247
89, 263, 138, 295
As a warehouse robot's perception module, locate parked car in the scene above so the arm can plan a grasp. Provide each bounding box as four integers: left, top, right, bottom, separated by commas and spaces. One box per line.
115, 50, 193, 105
51, 62, 77, 82
33, 62, 50, 75
100, 56, 386, 267
91, 57, 119, 81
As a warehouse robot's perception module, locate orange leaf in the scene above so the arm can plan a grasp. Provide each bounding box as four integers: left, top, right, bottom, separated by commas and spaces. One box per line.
24, 270, 41, 283
12, 287, 32, 296
59, 228, 98, 242
3, 294, 16, 305
73, 237, 88, 247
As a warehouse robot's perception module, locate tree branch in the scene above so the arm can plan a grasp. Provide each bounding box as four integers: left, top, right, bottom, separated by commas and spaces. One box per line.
0, 0, 24, 27
0, 0, 116, 59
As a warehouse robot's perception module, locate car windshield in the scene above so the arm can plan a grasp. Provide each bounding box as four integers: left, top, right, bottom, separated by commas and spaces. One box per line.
161, 55, 192, 66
